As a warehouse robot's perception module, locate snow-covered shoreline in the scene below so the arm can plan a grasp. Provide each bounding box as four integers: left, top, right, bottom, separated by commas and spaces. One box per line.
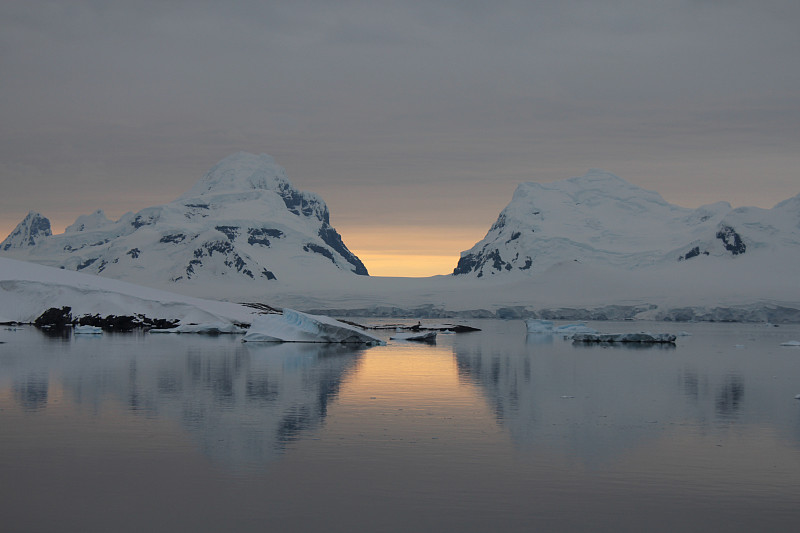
2, 256, 799, 326
0, 257, 257, 326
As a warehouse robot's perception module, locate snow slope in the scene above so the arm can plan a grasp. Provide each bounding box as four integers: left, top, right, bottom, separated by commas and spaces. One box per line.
0, 153, 367, 297
0, 256, 256, 325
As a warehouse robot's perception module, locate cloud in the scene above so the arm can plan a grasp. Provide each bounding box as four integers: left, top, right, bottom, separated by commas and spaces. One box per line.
1, 0, 799, 241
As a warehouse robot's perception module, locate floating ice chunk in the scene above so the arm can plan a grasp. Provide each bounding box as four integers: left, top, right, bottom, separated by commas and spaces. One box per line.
390, 331, 437, 342
572, 332, 677, 344
780, 340, 800, 347
677, 331, 692, 337
74, 325, 103, 334
242, 309, 384, 344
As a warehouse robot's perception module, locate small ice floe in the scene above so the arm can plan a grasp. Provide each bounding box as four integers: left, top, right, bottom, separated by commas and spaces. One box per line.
74, 325, 103, 334
677, 331, 692, 337
780, 340, 800, 347
734, 344, 745, 349
242, 308, 384, 344
572, 332, 677, 344
794, 394, 800, 400
390, 331, 437, 342
560, 395, 575, 399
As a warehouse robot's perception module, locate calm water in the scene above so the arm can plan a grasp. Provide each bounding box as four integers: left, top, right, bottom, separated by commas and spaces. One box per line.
1, 320, 799, 533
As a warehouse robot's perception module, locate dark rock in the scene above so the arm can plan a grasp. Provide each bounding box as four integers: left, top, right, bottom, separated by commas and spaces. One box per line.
76, 258, 98, 271
215, 226, 240, 241
159, 233, 186, 244
34, 307, 72, 329
716, 225, 746, 255
318, 226, 369, 275
304, 243, 336, 263
247, 227, 284, 246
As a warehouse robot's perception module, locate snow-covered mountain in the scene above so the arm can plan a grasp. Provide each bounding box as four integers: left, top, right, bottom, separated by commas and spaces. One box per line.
1, 211, 52, 251
2, 161, 798, 322
0, 153, 368, 296
453, 170, 800, 278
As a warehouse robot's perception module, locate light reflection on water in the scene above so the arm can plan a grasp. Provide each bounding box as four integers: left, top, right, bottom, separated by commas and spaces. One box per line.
1, 321, 800, 532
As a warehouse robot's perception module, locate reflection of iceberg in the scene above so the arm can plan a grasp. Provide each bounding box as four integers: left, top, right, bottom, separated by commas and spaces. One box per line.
149, 323, 245, 334
243, 309, 383, 344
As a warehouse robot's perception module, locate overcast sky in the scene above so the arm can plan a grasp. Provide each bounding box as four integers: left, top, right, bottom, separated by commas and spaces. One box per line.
1, 0, 798, 275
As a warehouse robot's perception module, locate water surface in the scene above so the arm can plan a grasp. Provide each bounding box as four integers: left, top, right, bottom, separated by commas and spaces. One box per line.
1, 320, 799, 532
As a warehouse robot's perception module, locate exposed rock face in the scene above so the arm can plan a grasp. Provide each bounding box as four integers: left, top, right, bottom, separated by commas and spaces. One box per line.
0, 153, 368, 295
453, 170, 800, 278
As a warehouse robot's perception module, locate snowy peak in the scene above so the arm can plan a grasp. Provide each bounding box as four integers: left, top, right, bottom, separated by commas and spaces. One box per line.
180, 152, 330, 224
65, 209, 113, 233
1, 211, 52, 251
454, 170, 800, 278
181, 152, 290, 197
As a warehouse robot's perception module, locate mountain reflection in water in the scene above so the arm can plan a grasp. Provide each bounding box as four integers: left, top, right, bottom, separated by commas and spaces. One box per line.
1, 330, 365, 469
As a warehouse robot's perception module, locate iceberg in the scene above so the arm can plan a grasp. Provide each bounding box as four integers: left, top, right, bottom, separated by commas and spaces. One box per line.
780, 340, 800, 347
242, 309, 384, 344
389, 331, 437, 342
74, 325, 103, 334
572, 332, 677, 344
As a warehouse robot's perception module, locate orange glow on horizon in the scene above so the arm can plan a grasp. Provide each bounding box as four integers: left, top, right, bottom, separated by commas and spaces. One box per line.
351, 253, 457, 277
339, 224, 482, 278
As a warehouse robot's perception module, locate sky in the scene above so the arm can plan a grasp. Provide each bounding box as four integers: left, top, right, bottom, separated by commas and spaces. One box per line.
1, 0, 798, 276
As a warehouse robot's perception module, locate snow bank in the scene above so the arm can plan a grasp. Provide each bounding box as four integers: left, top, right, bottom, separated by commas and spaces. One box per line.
242, 309, 384, 344
0, 257, 255, 326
